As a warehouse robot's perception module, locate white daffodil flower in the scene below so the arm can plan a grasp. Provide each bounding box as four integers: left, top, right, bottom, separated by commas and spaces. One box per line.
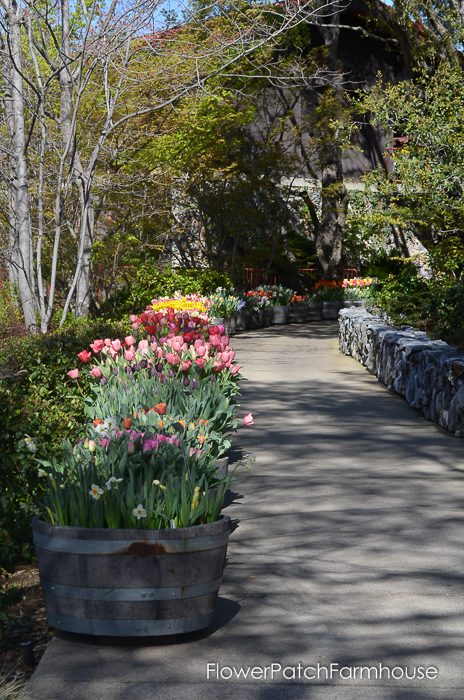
132, 504, 147, 520
89, 484, 104, 500
105, 476, 123, 491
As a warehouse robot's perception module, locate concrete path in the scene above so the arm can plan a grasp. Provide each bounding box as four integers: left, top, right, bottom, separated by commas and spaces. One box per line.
27, 322, 464, 699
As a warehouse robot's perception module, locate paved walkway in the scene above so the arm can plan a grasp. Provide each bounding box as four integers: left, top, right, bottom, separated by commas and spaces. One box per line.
27, 323, 464, 699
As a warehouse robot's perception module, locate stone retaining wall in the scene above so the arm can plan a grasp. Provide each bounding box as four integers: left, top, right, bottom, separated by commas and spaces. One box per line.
339, 308, 464, 437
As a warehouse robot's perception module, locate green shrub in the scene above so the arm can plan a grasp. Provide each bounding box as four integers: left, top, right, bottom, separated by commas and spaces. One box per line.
0, 317, 128, 569
370, 271, 464, 347
369, 269, 431, 329
99, 266, 233, 318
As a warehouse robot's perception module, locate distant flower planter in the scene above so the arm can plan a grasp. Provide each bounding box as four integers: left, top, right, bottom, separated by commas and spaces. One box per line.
271, 305, 290, 324
212, 316, 237, 336
322, 301, 343, 320
236, 310, 248, 331
261, 308, 272, 327
307, 301, 323, 320
342, 301, 354, 308
33, 516, 231, 637
290, 302, 309, 323
352, 300, 366, 308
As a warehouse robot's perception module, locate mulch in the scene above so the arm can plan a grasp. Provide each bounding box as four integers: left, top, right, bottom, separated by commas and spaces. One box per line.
0, 565, 51, 686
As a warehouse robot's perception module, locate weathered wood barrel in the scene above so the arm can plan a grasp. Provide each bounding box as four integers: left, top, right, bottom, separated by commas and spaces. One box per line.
271, 305, 289, 324
32, 516, 230, 637
290, 303, 309, 323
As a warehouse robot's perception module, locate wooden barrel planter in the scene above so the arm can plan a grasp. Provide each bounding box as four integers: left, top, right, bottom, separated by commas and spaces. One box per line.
32, 516, 231, 637
290, 303, 309, 323
307, 301, 323, 321
271, 305, 289, 324
322, 301, 343, 320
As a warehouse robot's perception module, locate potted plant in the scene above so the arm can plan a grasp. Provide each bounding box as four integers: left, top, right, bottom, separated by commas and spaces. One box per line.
242, 289, 271, 328
341, 277, 373, 307
290, 293, 309, 323
34, 314, 252, 637
311, 281, 344, 319
262, 285, 294, 324
207, 288, 241, 335
33, 433, 233, 636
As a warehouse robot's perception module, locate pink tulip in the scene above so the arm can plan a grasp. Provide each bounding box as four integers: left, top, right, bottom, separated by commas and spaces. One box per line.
90, 367, 102, 379
129, 314, 138, 323
111, 339, 122, 352
196, 345, 207, 358
90, 339, 105, 353
243, 413, 254, 426
181, 360, 192, 372
67, 369, 79, 379
124, 335, 136, 347
156, 347, 164, 359
230, 364, 241, 375
143, 437, 159, 453
166, 352, 180, 366
210, 335, 221, 347
104, 338, 112, 347
213, 360, 225, 372
169, 336, 183, 352
77, 349, 92, 363
125, 347, 136, 362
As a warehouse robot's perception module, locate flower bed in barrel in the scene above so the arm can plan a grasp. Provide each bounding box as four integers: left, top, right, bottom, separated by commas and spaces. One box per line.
33, 296, 253, 637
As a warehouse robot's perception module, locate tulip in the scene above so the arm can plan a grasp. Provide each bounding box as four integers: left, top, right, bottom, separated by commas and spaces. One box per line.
111, 339, 122, 352
154, 403, 167, 415
90, 367, 102, 378
243, 413, 254, 426
124, 335, 136, 347
90, 339, 105, 353
166, 352, 180, 366
124, 347, 136, 362
67, 369, 79, 379
77, 349, 92, 363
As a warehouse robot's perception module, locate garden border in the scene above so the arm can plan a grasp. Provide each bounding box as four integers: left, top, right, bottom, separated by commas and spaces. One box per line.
339, 308, 464, 437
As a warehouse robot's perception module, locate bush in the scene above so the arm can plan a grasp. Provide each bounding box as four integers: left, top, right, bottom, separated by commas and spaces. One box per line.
99, 266, 233, 318
0, 317, 128, 569
369, 271, 464, 347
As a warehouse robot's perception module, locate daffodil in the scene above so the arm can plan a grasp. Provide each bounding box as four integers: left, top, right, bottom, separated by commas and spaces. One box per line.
132, 504, 147, 520
105, 476, 123, 491
89, 484, 104, 500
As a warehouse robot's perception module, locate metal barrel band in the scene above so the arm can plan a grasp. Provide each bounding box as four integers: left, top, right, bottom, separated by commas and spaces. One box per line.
42, 577, 223, 602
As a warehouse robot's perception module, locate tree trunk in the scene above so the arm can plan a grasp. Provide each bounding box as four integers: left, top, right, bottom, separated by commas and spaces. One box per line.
59, 0, 92, 318
318, 151, 348, 278
4, 8, 37, 330
316, 16, 349, 279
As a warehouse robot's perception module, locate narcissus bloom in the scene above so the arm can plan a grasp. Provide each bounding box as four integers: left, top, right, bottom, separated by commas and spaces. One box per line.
132, 504, 147, 520
105, 477, 123, 491
89, 484, 104, 500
